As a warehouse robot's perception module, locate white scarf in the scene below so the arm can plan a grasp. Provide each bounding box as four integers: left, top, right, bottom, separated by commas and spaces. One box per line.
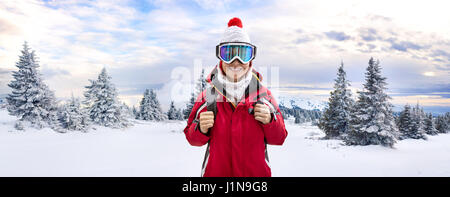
216, 67, 253, 105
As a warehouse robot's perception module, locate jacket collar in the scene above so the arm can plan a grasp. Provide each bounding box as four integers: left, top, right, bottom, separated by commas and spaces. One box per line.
206, 63, 267, 106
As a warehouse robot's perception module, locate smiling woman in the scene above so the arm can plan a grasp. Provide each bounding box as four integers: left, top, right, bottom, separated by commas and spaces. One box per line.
183, 17, 288, 177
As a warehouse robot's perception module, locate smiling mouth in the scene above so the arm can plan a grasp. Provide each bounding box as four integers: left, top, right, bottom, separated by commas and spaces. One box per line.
227, 67, 243, 72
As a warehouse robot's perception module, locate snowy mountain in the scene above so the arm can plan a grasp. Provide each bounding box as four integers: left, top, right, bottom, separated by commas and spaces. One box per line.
277, 95, 327, 111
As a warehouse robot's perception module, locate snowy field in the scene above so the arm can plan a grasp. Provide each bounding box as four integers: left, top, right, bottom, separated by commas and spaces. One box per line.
0, 109, 449, 177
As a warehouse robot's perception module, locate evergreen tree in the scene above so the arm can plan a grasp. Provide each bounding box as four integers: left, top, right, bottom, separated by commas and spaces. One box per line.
149, 89, 166, 121
137, 89, 152, 120
183, 92, 196, 119
423, 113, 438, 135
6, 42, 58, 128
279, 105, 290, 120
167, 101, 178, 120
58, 94, 90, 131
398, 104, 426, 140
294, 111, 302, 124
435, 114, 449, 133
176, 108, 184, 120
411, 102, 426, 135
137, 89, 166, 121
345, 58, 397, 147
183, 68, 207, 119
132, 105, 138, 118
119, 102, 134, 120
398, 104, 414, 139
194, 69, 207, 95
394, 112, 401, 129
83, 67, 128, 128
319, 61, 354, 139
167, 101, 184, 120
444, 112, 449, 132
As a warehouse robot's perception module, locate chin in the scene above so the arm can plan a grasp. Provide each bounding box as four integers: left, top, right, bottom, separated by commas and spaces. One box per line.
233, 74, 246, 81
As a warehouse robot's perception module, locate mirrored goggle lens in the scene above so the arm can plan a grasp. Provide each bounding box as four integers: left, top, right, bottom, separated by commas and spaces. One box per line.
219, 45, 253, 63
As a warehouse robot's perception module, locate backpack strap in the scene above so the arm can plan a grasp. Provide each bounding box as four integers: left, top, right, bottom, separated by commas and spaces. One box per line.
205, 86, 218, 118
200, 90, 214, 176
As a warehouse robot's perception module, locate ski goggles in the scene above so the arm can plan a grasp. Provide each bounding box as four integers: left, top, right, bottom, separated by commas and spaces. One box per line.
216, 42, 257, 64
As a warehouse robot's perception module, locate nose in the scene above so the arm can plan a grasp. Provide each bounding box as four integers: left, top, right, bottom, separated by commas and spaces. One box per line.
230, 59, 244, 66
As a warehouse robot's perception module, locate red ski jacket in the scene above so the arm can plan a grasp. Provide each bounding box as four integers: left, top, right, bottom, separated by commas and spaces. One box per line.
183, 65, 288, 177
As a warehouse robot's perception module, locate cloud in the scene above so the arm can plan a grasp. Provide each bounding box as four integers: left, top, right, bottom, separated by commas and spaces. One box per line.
433, 64, 450, 71
41, 66, 71, 78
324, 31, 351, 41
0, 18, 20, 35
366, 14, 392, 22
193, 0, 231, 10
390, 85, 450, 98
359, 28, 378, 42
367, 44, 376, 50
389, 40, 424, 52
279, 83, 330, 90
391, 95, 450, 107
295, 36, 314, 44
116, 83, 165, 96
432, 49, 450, 61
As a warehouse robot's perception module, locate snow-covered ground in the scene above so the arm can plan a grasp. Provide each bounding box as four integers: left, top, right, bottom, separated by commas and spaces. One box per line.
0, 109, 449, 177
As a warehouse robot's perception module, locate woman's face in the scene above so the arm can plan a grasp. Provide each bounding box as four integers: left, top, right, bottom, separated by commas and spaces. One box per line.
222, 60, 250, 82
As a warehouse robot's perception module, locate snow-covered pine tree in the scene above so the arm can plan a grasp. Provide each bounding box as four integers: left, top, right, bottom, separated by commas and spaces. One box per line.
58, 94, 90, 131
119, 102, 134, 120
294, 111, 301, 124
423, 113, 438, 135
411, 102, 426, 136
398, 104, 426, 140
279, 106, 290, 120
397, 104, 414, 139
167, 101, 178, 120
445, 112, 450, 132
311, 119, 319, 126
139, 89, 153, 120
435, 114, 449, 133
176, 108, 184, 120
137, 89, 151, 120
168, 101, 183, 120
132, 105, 138, 118
446, 113, 450, 132
345, 58, 397, 147
394, 112, 401, 129
183, 92, 196, 119
319, 61, 354, 139
39, 83, 59, 128
305, 112, 312, 122
6, 42, 58, 128
137, 89, 166, 121
148, 89, 166, 121
183, 68, 207, 119
197, 69, 207, 93
83, 67, 128, 128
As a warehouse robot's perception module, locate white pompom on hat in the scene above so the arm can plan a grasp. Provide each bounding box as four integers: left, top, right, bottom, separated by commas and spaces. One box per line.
220, 17, 251, 44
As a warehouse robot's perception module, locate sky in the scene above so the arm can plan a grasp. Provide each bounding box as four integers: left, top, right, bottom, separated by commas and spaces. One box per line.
0, 0, 449, 113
